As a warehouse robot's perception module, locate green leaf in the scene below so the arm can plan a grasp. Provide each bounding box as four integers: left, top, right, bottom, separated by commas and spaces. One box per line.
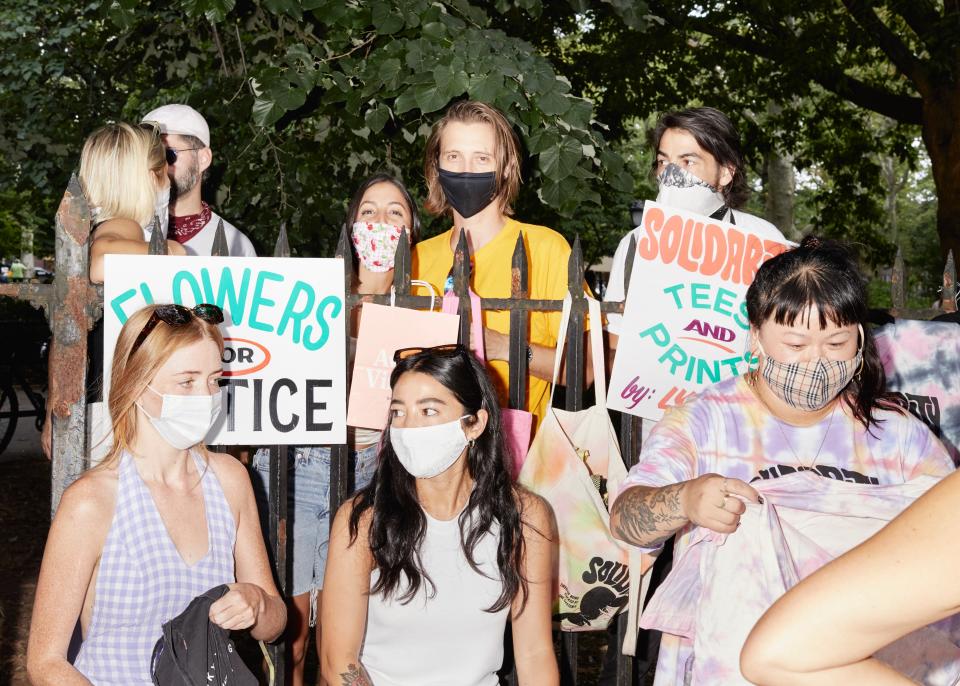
251, 97, 283, 127
371, 1, 405, 34
376, 57, 403, 90
414, 83, 449, 114
422, 21, 446, 41
539, 137, 583, 181
365, 105, 391, 132
537, 89, 569, 116
470, 72, 503, 104
394, 86, 418, 114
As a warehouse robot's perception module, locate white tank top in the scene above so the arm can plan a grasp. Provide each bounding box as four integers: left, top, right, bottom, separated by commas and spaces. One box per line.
361, 510, 509, 686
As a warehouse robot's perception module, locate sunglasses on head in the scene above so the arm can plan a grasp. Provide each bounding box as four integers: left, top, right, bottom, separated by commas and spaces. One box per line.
129, 304, 224, 359
165, 147, 202, 165
393, 344, 467, 364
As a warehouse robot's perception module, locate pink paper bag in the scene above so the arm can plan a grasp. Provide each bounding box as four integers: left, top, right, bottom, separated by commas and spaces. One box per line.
347, 302, 459, 430
442, 289, 534, 478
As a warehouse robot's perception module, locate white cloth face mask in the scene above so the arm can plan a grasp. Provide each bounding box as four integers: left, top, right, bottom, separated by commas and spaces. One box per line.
137, 384, 222, 450
655, 162, 727, 218
390, 415, 471, 478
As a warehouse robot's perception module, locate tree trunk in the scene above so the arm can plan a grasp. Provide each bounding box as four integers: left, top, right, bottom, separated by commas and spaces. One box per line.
764, 150, 796, 239
921, 84, 960, 267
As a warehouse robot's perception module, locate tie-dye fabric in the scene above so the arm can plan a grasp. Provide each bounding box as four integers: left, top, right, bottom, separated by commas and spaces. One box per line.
640, 471, 960, 685
875, 319, 960, 466
616, 374, 954, 686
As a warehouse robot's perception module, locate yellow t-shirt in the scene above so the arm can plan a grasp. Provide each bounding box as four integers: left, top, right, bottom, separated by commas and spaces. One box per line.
412, 217, 572, 429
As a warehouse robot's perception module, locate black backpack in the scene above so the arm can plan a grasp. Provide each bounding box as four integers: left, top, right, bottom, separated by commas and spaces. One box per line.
151, 584, 259, 686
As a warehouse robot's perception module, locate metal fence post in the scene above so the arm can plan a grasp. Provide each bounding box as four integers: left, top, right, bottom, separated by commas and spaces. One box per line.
48, 175, 101, 513
560, 236, 587, 685
265, 222, 292, 683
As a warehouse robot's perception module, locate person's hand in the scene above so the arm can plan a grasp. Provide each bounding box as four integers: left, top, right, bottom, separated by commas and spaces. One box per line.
166, 240, 187, 256
480, 327, 509, 361
679, 474, 760, 534
209, 583, 265, 631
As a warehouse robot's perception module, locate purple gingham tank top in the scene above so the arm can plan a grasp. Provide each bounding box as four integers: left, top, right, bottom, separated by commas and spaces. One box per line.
73, 450, 236, 685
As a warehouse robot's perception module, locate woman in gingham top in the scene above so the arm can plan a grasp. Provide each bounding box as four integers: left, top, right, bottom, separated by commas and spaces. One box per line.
27, 304, 286, 685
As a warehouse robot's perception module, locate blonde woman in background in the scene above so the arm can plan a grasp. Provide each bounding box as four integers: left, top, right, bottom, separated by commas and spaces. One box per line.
42, 122, 187, 459
28, 303, 285, 685
80, 121, 186, 284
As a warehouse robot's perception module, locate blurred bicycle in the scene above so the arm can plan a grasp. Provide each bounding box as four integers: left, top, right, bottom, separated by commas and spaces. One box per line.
0, 320, 49, 456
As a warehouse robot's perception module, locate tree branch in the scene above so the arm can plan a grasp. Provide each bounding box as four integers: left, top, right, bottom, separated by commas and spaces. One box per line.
890, 0, 942, 46
840, 0, 930, 91
650, 1, 923, 124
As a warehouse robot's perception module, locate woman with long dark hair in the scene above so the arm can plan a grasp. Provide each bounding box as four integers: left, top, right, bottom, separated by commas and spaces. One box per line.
320, 345, 558, 686
250, 172, 420, 686
609, 236, 954, 685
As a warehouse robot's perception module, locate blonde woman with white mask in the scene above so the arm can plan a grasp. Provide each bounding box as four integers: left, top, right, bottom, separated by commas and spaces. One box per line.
28, 304, 285, 685
40, 123, 189, 460
80, 122, 187, 284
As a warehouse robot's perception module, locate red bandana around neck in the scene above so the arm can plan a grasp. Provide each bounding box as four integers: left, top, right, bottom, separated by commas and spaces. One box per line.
169, 202, 213, 244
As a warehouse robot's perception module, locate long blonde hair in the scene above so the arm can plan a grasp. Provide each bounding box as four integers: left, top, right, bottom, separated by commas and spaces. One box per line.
98, 304, 224, 469
79, 122, 167, 227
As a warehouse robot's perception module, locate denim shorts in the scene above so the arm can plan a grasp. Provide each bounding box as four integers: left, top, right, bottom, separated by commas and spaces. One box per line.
251, 444, 377, 598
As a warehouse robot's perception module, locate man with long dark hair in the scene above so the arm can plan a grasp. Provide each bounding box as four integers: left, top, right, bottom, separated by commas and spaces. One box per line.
604, 107, 787, 346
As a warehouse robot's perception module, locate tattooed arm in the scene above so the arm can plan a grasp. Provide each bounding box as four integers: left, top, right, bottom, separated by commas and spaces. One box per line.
610, 483, 688, 547
320, 500, 375, 686
336, 663, 373, 686
610, 474, 760, 547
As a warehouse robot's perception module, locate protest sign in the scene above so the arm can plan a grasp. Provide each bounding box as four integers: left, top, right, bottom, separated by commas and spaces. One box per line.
607, 201, 790, 420
103, 255, 346, 444
346, 303, 460, 429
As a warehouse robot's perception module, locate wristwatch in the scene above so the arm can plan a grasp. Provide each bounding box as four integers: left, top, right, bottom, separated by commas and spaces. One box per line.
526, 345, 533, 364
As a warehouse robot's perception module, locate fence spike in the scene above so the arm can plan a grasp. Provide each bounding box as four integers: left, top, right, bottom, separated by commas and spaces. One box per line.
508, 233, 529, 411
211, 217, 229, 256
273, 221, 291, 258
567, 234, 585, 296
393, 229, 412, 295
335, 223, 355, 301
147, 215, 167, 255
623, 232, 638, 300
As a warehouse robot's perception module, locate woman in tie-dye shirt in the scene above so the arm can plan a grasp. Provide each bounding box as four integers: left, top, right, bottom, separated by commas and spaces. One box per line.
610, 236, 954, 686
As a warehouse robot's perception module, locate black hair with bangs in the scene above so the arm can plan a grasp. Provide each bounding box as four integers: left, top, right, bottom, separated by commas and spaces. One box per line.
746, 235, 901, 429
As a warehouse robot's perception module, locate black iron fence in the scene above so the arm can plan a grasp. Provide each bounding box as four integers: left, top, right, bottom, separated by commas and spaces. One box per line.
2, 178, 956, 685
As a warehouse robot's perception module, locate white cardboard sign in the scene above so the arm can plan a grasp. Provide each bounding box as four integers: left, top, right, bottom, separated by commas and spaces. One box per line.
606, 202, 789, 420
103, 255, 347, 444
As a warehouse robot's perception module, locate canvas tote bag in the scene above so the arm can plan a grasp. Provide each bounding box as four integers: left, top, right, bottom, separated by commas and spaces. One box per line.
519, 293, 632, 632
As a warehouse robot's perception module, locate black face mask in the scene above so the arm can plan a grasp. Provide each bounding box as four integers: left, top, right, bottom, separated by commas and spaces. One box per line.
438, 169, 497, 219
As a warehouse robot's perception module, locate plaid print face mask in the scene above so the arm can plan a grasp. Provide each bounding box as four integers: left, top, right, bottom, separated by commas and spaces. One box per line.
757, 327, 863, 411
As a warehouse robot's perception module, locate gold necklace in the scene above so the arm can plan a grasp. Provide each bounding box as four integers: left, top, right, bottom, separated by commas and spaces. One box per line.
748, 371, 838, 470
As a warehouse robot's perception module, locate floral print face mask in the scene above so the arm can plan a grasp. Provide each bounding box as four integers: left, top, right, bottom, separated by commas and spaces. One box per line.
351, 221, 404, 272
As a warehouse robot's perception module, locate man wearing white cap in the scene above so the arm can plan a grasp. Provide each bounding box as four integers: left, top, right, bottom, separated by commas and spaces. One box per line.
142, 104, 257, 257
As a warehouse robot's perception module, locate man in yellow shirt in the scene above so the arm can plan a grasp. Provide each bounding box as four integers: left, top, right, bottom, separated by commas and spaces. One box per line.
412, 100, 593, 429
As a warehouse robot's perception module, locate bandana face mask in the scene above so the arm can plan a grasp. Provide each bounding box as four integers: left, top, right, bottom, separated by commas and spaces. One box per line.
655, 162, 727, 218
351, 221, 404, 272
756, 326, 864, 411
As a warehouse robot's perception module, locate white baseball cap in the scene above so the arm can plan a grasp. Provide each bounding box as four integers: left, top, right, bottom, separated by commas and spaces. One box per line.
142, 104, 210, 147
